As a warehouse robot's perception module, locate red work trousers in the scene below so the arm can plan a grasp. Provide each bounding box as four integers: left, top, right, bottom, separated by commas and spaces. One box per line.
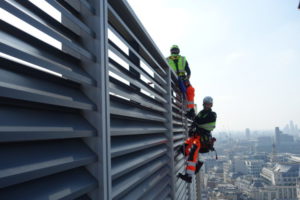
186, 85, 195, 110
184, 136, 201, 176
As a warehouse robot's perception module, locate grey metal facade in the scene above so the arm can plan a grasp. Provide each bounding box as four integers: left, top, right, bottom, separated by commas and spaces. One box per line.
0, 0, 196, 199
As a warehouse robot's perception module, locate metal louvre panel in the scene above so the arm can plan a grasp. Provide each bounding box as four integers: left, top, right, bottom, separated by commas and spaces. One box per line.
111, 117, 167, 136
107, 6, 167, 81
1, 0, 195, 199
0, 168, 97, 200
109, 59, 166, 107
0, 140, 97, 188
0, 59, 94, 111
111, 134, 168, 158
108, 43, 166, 96
0, 0, 105, 199
170, 72, 193, 200
112, 156, 169, 199
110, 95, 166, 123
107, 0, 189, 198
44, 0, 95, 37
109, 78, 166, 114
1, 0, 93, 60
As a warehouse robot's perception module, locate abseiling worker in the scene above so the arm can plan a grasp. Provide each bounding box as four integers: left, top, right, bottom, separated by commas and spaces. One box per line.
177, 96, 217, 183
167, 45, 195, 119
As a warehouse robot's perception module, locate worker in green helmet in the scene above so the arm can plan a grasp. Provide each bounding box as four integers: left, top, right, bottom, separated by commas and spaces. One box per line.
167, 45, 195, 119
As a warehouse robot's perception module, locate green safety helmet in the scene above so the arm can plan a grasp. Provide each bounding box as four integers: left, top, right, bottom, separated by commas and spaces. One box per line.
171, 45, 179, 50
170, 45, 180, 54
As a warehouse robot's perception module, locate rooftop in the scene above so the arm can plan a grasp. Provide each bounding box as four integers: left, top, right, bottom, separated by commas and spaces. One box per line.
273, 163, 299, 174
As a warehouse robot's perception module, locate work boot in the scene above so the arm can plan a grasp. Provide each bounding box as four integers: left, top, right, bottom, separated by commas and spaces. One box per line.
177, 173, 192, 183
185, 109, 196, 120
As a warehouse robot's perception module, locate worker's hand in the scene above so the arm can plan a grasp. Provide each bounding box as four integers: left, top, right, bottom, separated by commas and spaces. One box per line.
176, 145, 185, 155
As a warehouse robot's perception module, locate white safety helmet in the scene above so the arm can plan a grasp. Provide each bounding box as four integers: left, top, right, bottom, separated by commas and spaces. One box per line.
203, 96, 213, 104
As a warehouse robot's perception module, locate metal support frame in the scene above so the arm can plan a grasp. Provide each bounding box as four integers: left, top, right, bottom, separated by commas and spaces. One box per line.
163, 68, 176, 199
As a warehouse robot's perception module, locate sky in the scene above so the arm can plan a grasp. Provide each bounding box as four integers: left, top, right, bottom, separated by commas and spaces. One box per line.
127, 0, 300, 131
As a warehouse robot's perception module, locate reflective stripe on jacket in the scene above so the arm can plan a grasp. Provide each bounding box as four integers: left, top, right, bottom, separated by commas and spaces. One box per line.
193, 109, 217, 132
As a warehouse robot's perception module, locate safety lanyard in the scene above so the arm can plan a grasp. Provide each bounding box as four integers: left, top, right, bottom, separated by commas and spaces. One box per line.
173, 59, 180, 75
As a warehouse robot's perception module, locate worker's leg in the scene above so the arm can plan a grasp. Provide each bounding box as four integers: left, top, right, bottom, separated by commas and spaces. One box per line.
184, 137, 193, 156
186, 137, 201, 176
178, 78, 187, 95
195, 161, 204, 174
177, 137, 201, 183
185, 85, 195, 119
186, 85, 195, 109
177, 137, 193, 156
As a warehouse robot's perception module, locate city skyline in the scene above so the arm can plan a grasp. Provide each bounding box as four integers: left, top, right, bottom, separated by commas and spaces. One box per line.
203, 120, 300, 200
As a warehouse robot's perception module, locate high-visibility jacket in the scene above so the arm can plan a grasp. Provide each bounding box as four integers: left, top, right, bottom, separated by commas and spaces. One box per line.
193, 109, 217, 133
167, 55, 187, 76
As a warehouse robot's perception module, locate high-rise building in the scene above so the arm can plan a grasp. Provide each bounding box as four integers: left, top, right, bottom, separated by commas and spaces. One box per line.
245, 128, 250, 140
255, 136, 273, 153
274, 127, 300, 153
275, 127, 281, 145
275, 127, 294, 144
271, 140, 277, 163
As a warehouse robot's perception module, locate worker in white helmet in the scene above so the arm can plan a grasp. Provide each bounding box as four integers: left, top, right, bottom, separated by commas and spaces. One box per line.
177, 96, 217, 183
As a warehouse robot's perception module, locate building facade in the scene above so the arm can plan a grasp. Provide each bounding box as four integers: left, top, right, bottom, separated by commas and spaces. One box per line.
260, 163, 300, 200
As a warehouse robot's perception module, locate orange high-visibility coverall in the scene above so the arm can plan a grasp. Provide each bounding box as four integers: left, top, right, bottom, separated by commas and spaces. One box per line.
184, 136, 201, 176
186, 84, 195, 110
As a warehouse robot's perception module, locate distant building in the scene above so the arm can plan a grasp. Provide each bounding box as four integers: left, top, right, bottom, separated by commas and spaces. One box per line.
271, 140, 277, 163
274, 127, 300, 154
245, 160, 264, 177
211, 166, 224, 182
235, 175, 263, 200
289, 155, 300, 163
275, 127, 294, 145
297, 181, 300, 200
209, 183, 239, 200
251, 152, 268, 162
260, 163, 300, 199
275, 127, 281, 144
203, 157, 225, 173
255, 136, 273, 153
245, 128, 251, 140
269, 153, 289, 164
226, 172, 244, 184
223, 160, 234, 183
234, 157, 248, 174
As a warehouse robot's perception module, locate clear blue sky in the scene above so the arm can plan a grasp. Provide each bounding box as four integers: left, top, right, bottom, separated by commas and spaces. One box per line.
127, 0, 300, 131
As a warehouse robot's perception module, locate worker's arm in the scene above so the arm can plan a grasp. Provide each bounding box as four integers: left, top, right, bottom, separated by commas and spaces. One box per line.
192, 112, 217, 134
194, 112, 217, 125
